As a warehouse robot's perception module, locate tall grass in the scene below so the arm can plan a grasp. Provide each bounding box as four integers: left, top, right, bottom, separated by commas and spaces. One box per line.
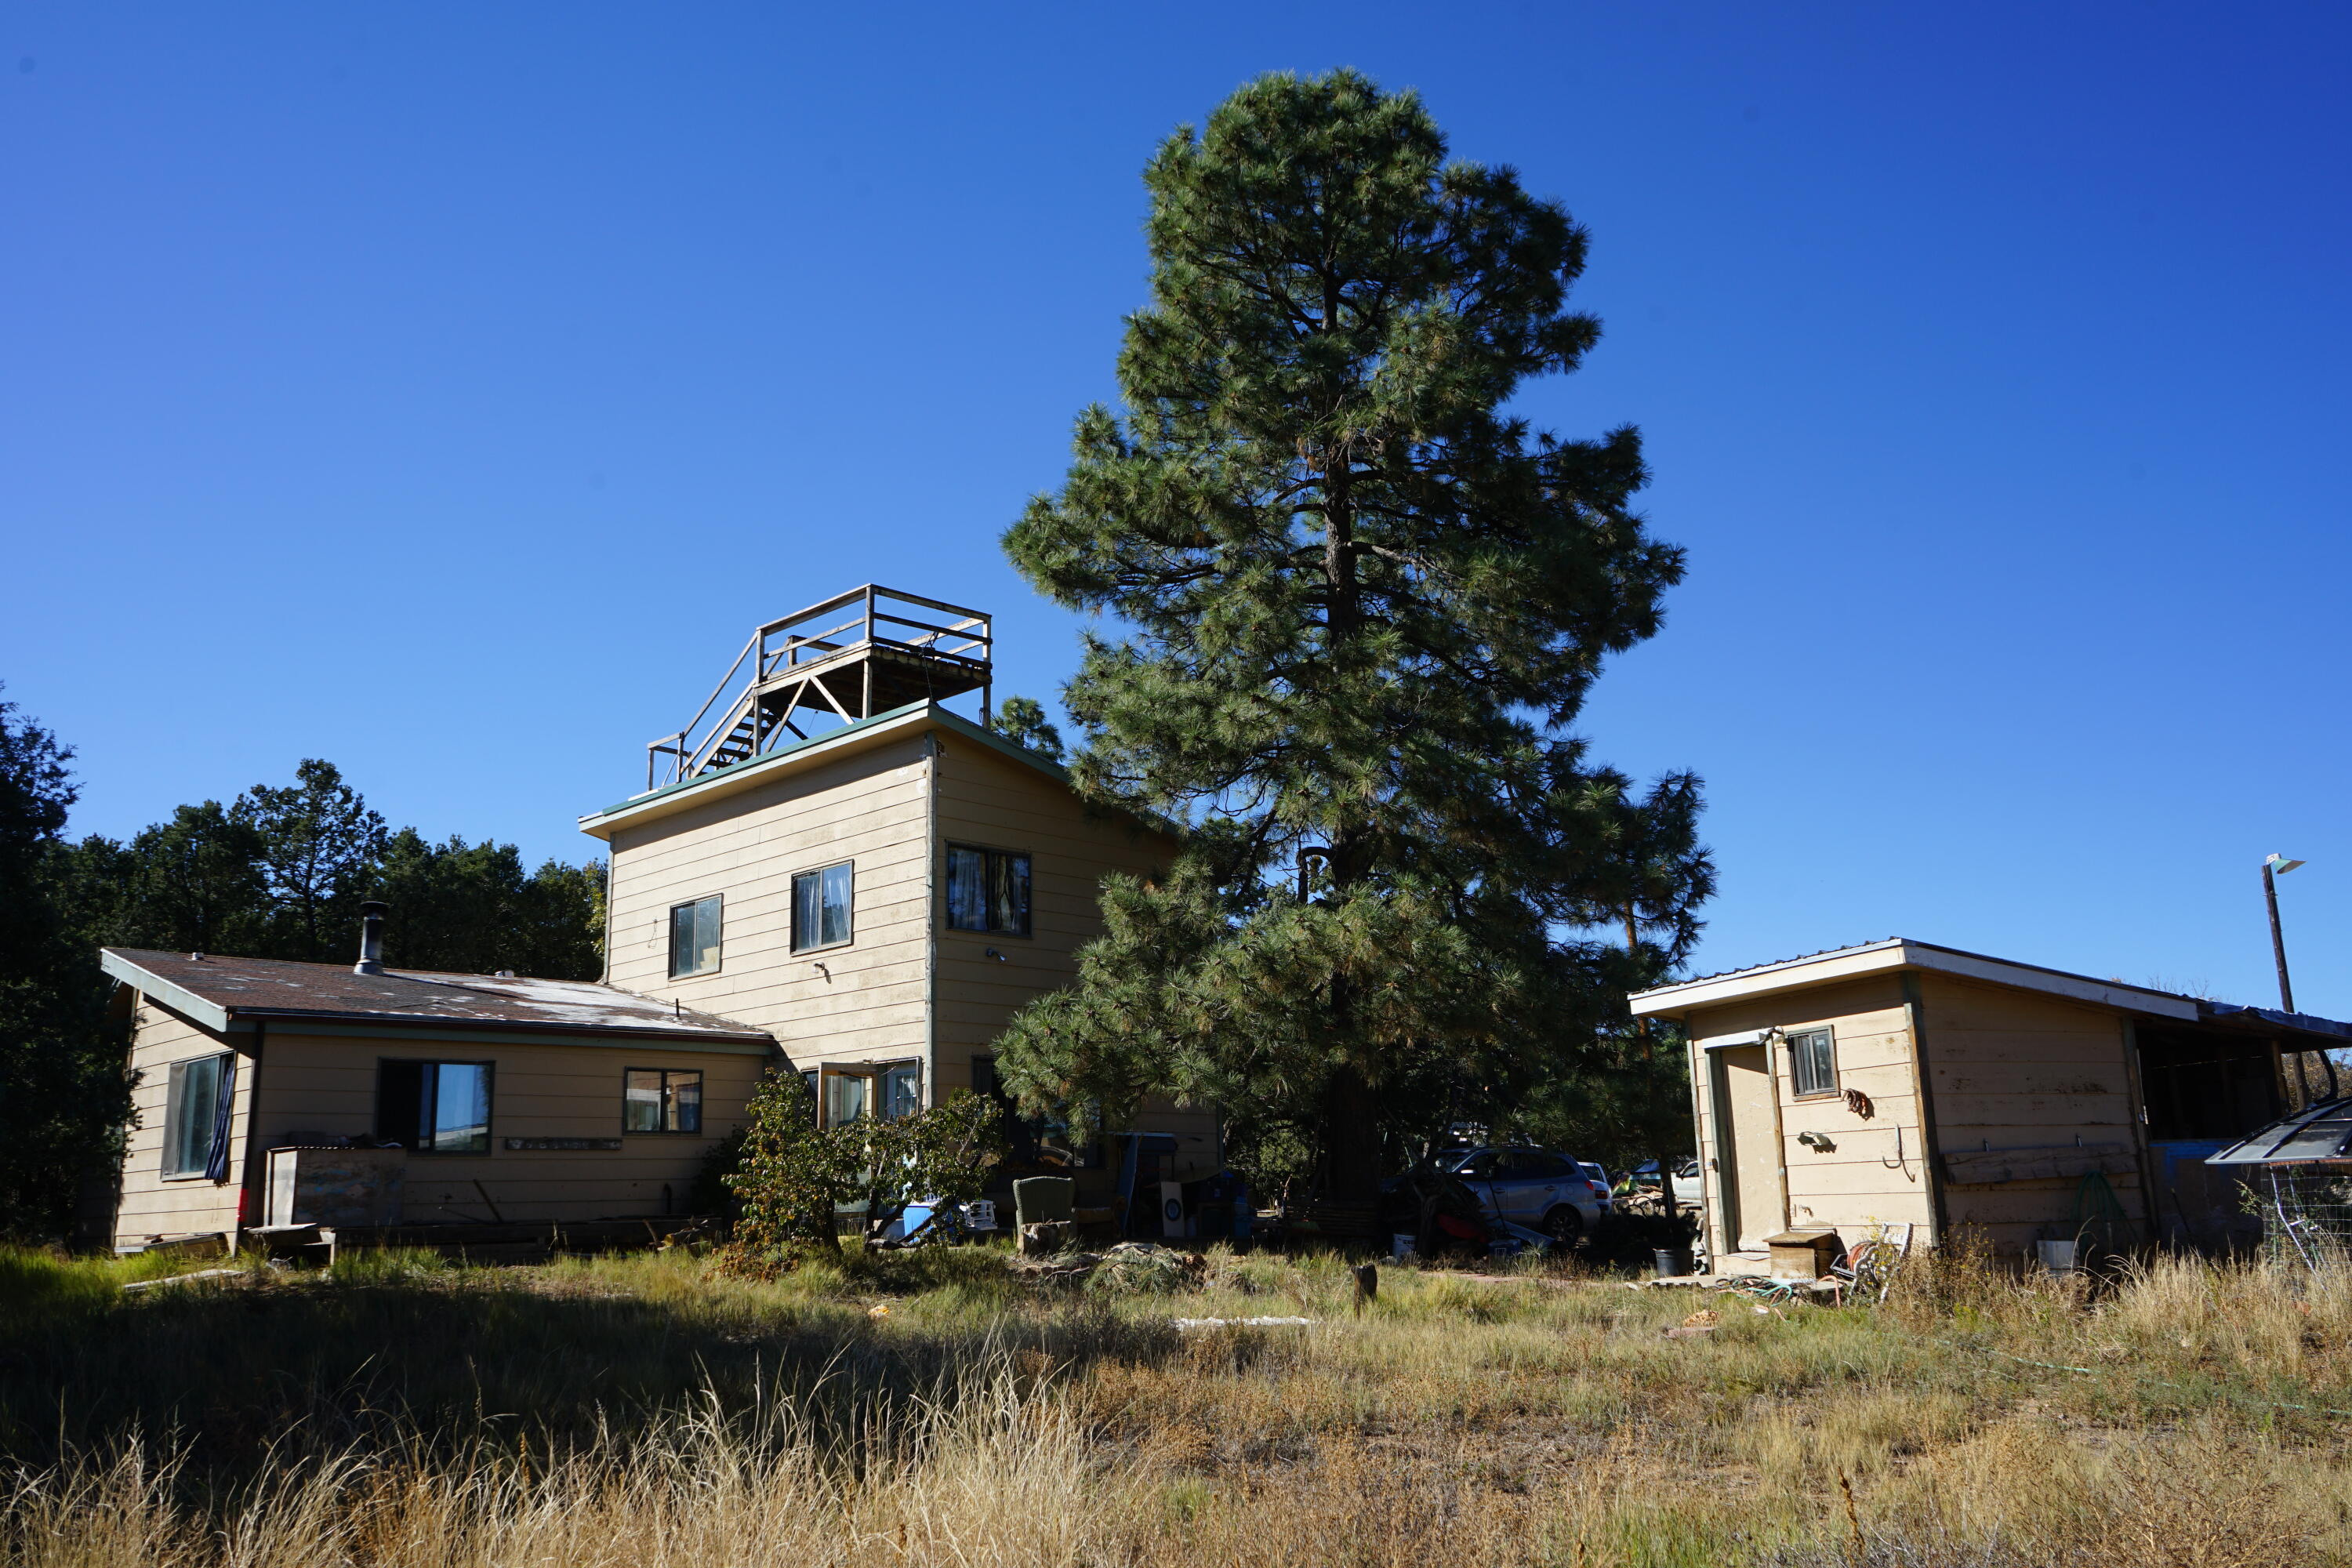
5, 1243, 2349, 1566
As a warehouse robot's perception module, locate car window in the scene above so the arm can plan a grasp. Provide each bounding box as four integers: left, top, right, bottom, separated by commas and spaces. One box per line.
1454, 1152, 1497, 1178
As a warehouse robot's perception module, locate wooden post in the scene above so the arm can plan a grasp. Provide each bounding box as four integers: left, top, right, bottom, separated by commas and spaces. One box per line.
2264, 860, 2297, 1013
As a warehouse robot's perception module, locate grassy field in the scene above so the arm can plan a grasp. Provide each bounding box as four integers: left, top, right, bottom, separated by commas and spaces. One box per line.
4, 1240, 2350, 1566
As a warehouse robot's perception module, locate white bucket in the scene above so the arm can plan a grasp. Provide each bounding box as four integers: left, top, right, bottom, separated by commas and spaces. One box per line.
1391, 1233, 1416, 1261
2035, 1240, 2078, 1275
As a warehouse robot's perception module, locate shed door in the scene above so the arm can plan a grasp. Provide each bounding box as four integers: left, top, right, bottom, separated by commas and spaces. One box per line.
1719, 1044, 1786, 1252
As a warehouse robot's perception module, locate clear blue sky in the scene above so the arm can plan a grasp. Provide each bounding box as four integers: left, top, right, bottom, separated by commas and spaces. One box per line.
5, 4, 2347, 1013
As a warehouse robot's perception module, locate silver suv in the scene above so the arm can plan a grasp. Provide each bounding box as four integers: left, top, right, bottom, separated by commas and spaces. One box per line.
1442, 1145, 1607, 1245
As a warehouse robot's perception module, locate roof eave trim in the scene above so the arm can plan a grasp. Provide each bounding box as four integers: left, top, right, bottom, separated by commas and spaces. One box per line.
101, 949, 233, 1033
577, 702, 944, 837
214, 1004, 771, 1044
1631, 939, 2201, 1022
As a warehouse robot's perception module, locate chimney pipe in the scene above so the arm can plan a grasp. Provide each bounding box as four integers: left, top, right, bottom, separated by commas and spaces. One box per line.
354, 901, 389, 975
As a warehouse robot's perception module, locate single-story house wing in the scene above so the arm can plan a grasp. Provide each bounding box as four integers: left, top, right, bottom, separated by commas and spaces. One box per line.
103, 944, 777, 1250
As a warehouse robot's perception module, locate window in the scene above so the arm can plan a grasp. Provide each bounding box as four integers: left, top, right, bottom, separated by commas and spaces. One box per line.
624, 1069, 703, 1134
946, 844, 1030, 935
162, 1053, 233, 1179
880, 1062, 922, 1121
1788, 1027, 1838, 1098
669, 895, 722, 978
376, 1061, 493, 1154
824, 1069, 867, 1127
792, 862, 854, 953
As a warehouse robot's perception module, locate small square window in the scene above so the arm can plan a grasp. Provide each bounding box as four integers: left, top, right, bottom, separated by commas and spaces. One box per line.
1788, 1027, 1838, 1098
946, 844, 1030, 935
669, 895, 722, 978
623, 1069, 704, 1134
793, 862, 853, 952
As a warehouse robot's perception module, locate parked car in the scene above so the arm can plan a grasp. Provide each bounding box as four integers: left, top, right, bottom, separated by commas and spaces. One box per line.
1631, 1157, 1704, 1207
1577, 1161, 1613, 1214
1439, 1145, 1607, 1244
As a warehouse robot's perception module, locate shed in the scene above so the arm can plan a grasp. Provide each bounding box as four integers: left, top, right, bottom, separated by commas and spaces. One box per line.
1630, 938, 2350, 1265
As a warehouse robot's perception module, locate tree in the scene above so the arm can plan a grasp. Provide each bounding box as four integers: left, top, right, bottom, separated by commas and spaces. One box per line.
233, 759, 387, 962
0, 689, 132, 1242
720, 1074, 1005, 1270
370, 829, 604, 980
989, 695, 1065, 763
67, 804, 270, 957
995, 71, 1711, 1211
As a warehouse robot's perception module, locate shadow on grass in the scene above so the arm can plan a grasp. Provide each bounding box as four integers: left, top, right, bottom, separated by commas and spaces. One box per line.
0, 1248, 1171, 1482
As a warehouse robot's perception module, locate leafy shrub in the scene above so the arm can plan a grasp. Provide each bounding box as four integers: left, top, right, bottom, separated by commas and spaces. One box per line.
720, 1073, 1005, 1274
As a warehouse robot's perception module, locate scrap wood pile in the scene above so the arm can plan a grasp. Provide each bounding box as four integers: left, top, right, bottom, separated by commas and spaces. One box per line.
1611, 1187, 1679, 1218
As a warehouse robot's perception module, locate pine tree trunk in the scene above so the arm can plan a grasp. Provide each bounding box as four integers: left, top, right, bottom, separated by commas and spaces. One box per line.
1320, 1055, 1383, 1214
1314, 292, 1384, 1215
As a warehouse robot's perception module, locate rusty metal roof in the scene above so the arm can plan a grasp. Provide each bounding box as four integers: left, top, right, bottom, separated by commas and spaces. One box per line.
101, 947, 773, 1044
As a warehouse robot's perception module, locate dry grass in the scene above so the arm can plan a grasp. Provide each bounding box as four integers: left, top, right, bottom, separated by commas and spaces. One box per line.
4, 1242, 2350, 1566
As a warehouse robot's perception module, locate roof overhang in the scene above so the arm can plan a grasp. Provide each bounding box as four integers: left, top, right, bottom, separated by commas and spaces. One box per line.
578, 701, 1075, 842
1630, 938, 2201, 1023
100, 949, 774, 1047
102, 949, 231, 1031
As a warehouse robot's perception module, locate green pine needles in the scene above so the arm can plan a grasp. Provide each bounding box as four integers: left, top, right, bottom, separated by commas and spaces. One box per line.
996, 71, 1714, 1205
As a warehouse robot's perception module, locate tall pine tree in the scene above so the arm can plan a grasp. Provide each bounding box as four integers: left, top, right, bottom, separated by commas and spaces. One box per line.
996, 71, 1712, 1208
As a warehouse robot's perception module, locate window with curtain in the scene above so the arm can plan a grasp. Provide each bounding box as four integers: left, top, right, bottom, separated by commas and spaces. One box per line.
1788, 1027, 1838, 1098
669, 895, 722, 978
623, 1069, 703, 1133
792, 862, 854, 952
162, 1053, 232, 1178
945, 844, 1031, 935
376, 1061, 494, 1153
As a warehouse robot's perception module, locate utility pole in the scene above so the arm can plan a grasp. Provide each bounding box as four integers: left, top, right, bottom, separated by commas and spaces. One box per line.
2263, 855, 2304, 1013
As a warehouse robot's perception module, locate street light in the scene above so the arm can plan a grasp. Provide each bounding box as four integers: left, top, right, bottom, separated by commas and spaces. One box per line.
2263, 854, 2306, 1013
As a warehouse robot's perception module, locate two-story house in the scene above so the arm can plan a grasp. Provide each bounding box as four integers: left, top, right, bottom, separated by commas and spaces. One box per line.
104, 586, 1214, 1250
579, 586, 1192, 1136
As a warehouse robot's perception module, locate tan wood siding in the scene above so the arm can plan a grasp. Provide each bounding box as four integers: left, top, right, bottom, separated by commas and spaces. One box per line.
929, 738, 1178, 1100
604, 737, 933, 1073
1918, 973, 2148, 1250
1685, 978, 1935, 1258
248, 1031, 769, 1223
114, 996, 253, 1247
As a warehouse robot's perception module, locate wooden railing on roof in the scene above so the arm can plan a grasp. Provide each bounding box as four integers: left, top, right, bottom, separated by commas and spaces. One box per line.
644, 586, 992, 791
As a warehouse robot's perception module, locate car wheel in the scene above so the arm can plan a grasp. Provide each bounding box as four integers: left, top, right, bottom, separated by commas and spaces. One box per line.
1542, 1205, 1584, 1248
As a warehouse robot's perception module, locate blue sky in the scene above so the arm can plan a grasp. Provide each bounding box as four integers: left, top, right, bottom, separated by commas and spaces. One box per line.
4, 4, 2347, 1013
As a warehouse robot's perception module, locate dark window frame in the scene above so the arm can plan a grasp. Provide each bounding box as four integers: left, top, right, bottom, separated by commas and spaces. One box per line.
668, 894, 724, 979
878, 1060, 923, 1122
943, 843, 1033, 937
791, 861, 855, 954
1788, 1026, 1839, 1099
375, 1058, 497, 1155
622, 1067, 705, 1134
